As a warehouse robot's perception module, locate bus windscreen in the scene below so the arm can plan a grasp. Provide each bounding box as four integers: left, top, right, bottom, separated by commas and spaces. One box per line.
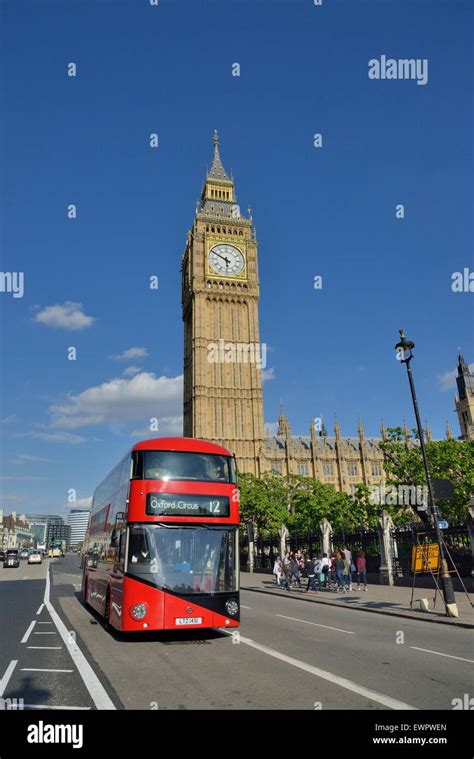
127, 524, 237, 593
135, 450, 236, 483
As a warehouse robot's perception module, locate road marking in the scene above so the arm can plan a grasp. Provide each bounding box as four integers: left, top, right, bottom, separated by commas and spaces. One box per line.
20, 668, 74, 673
21, 620, 36, 643
37, 622, 52, 625
22, 704, 91, 710
33, 632, 56, 635
221, 631, 418, 710
36, 604, 44, 615
44, 564, 116, 710
241, 605, 252, 609
276, 614, 355, 635
27, 646, 63, 650
410, 646, 474, 664
0, 661, 18, 697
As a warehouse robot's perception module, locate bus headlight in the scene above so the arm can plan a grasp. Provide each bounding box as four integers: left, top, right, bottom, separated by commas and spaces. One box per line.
225, 599, 239, 617
130, 603, 148, 620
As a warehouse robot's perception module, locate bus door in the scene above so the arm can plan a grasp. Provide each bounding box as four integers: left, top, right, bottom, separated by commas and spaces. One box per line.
109, 517, 127, 629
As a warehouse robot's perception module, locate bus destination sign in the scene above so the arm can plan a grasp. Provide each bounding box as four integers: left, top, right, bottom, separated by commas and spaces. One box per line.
146, 493, 230, 517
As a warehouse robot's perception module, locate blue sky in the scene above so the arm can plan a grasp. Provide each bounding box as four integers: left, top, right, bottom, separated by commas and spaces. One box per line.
1, 0, 473, 516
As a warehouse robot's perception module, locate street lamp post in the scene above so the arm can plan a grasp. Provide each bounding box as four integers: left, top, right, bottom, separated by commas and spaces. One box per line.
394, 330, 458, 617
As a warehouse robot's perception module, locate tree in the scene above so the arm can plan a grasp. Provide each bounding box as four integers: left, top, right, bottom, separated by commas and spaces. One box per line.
379, 428, 474, 526
238, 473, 288, 535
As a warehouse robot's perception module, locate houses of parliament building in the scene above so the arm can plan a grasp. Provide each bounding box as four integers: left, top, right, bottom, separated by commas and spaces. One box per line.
181, 132, 474, 494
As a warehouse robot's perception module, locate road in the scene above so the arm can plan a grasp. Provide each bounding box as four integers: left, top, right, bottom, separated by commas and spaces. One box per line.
0, 555, 472, 710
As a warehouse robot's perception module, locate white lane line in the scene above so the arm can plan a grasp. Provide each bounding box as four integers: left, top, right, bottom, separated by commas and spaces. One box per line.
241, 605, 252, 609
37, 622, 52, 625
222, 631, 417, 710
23, 704, 91, 710
410, 646, 474, 664
20, 668, 73, 673
21, 620, 36, 643
27, 646, 63, 650
0, 661, 18, 697
33, 632, 56, 635
36, 604, 44, 615
44, 564, 116, 710
276, 614, 355, 635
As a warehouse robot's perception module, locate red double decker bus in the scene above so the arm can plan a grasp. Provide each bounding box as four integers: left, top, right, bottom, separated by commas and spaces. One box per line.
82, 437, 240, 632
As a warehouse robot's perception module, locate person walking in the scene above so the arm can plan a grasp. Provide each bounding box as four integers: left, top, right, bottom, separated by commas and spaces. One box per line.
282, 551, 292, 591
320, 553, 330, 589
288, 551, 302, 589
273, 556, 283, 587
342, 545, 353, 591
333, 551, 347, 593
314, 554, 323, 589
304, 554, 319, 594
341, 551, 351, 591
356, 550, 368, 591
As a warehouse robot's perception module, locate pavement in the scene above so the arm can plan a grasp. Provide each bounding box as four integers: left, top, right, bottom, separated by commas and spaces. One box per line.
240, 571, 474, 628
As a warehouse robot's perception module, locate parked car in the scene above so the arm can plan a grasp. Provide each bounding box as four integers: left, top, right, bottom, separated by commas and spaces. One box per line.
28, 551, 42, 565
19, 549, 29, 560
4, 549, 20, 568
0, 550, 5, 563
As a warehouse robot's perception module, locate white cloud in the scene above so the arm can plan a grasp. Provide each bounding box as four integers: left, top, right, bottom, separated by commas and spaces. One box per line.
50, 372, 183, 430
1, 415, 16, 424
130, 415, 183, 438
438, 364, 474, 391
111, 348, 148, 361
9, 454, 55, 465
262, 368, 276, 383
123, 366, 141, 377
34, 302, 94, 330
19, 431, 88, 444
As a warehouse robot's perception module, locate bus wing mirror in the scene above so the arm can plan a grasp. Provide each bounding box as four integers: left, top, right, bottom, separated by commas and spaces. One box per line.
110, 528, 119, 547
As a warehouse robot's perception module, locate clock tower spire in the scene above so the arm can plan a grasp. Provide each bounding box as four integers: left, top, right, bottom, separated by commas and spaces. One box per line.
182, 132, 265, 474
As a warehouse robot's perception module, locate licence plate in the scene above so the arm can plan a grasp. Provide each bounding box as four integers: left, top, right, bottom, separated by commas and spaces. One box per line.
175, 617, 202, 626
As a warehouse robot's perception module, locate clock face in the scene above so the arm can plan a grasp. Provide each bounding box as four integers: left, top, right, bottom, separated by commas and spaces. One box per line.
209, 244, 245, 277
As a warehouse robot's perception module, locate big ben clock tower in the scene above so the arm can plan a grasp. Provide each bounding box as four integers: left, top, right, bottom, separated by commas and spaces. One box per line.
182, 131, 265, 474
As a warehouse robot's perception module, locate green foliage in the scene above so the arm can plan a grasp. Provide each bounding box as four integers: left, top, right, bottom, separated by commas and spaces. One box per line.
379, 429, 474, 526
238, 472, 288, 534
239, 471, 357, 535
238, 431, 474, 535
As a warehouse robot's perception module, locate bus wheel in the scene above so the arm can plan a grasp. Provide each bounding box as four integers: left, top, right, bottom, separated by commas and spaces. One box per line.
104, 591, 111, 631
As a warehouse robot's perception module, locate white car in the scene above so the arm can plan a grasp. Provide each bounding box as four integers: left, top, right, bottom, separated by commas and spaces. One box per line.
28, 552, 42, 565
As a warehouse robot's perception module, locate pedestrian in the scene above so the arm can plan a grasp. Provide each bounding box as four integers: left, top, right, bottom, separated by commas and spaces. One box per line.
282, 551, 291, 591
304, 553, 319, 594
356, 550, 368, 591
341, 551, 351, 591
287, 551, 301, 589
333, 551, 347, 593
273, 556, 283, 586
320, 552, 330, 588
314, 554, 323, 588
342, 545, 353, 590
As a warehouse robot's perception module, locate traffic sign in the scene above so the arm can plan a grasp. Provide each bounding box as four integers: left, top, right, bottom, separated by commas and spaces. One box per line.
411, 544, 440, 573
438, 520, 449, 529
